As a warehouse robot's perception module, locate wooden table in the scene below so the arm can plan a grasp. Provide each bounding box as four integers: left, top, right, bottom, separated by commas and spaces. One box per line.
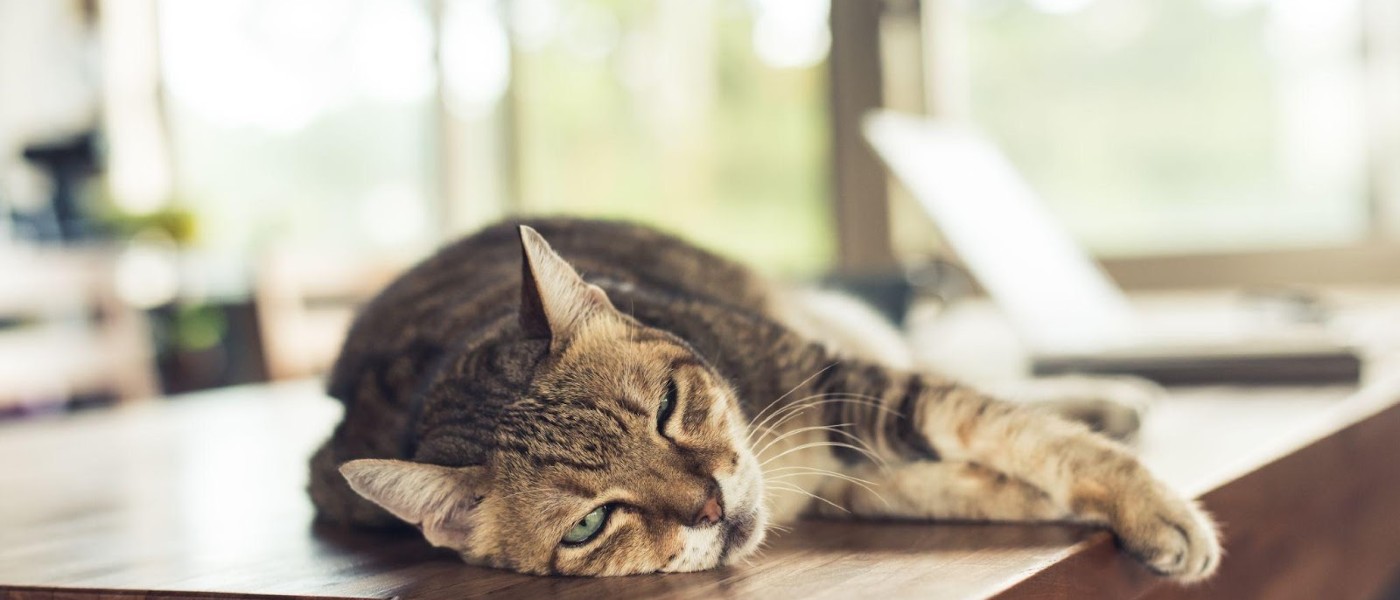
3, 377, 1399, 599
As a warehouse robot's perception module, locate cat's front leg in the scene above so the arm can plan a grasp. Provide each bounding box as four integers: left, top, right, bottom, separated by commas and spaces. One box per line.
811, 362, 1220, 582
913, 383, 1222, 581
810, 461, 1071, 523
981, 374, 1163, 441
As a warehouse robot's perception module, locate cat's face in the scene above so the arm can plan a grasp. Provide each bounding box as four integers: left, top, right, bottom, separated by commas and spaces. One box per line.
484, 319, 768, 574
339, 226, 767, 576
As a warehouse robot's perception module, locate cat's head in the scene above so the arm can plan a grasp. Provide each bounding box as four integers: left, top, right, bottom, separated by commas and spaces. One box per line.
339, 225, 767, 576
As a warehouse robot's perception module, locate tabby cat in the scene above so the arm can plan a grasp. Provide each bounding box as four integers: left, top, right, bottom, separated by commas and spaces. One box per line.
309, 219, 1219, 580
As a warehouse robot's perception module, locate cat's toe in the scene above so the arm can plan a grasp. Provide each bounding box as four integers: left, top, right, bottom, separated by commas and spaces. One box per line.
1113, 496, 1221, 583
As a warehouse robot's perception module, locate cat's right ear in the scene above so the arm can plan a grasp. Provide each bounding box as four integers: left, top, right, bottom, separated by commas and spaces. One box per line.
340, 459, 490, 549
518, 225, 615, 347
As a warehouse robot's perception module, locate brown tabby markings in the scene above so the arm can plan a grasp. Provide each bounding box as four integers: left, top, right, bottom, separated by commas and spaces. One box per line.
310, 218, 1221, 582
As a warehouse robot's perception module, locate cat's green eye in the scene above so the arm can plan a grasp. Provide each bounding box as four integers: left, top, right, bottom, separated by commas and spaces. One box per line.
658, 378, 678, 430
562, 505, 611, 545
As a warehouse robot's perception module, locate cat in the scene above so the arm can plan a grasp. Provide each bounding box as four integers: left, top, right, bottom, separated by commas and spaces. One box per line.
308, 218, 1220, 580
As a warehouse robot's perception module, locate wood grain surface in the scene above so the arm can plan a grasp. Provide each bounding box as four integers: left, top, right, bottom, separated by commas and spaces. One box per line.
2, 378, 1397, 599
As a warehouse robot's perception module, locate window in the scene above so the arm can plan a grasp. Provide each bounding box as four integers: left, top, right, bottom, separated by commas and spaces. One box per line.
158, 0, 436, 256
959, 0, 1372, 257
157, 0, 835, 276
509, 0, 834, 275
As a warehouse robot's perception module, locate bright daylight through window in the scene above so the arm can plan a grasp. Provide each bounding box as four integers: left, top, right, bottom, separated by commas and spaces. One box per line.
964, 0, 1369, 256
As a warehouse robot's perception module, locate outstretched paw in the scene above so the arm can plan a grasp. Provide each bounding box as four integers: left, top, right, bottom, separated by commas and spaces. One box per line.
1111, 487, 1221, 582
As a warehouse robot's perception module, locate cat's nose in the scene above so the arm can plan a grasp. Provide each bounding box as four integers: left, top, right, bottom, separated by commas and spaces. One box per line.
693, 494, 724, 526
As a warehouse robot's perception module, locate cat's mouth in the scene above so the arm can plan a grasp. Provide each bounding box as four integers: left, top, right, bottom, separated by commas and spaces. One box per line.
717, 505, 765, 564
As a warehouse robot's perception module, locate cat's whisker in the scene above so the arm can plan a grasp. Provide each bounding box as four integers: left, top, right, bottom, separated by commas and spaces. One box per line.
748, 399, 850, 449
759, 441, 885, 468
745, 362, 840, 431
779, 390, 901, 411
753, 423, 890, 473
746, 391, 841, 442
751, 393, 904, 444
753, 423, 886, 471
765, 482, 849, 514
762, 465, 878, 486
764, 481, 806, 495
741, 542, 772, 567
766, 472, 872, 487
751, 398, 902, 472
765, 470, 888, 507
744, 363, 840, 441
767, 394, 904, 433
746, 421, 782, 447
752, 422, 854, 459
813, 428, 890, 472
748, 399, 839, 445
744, 366, 873, 441
787, 390, 886, 404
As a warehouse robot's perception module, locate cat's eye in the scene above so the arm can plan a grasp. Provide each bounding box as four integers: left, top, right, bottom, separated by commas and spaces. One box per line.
657, 378, 678, 431
562, 505, 612, 545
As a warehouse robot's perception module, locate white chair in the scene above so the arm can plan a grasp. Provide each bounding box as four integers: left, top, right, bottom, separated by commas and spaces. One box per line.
0, 249, 159, 408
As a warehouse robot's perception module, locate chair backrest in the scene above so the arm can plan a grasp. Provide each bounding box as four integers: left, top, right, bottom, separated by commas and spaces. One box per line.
0, 249, 159, 408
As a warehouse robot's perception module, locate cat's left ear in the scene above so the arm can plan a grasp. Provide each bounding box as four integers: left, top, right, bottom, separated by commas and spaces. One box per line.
340, 459, 490, 549
518, 225, 616, 346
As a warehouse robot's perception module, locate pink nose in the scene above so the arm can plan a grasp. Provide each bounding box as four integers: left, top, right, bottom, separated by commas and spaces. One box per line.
694, 495, 724, 526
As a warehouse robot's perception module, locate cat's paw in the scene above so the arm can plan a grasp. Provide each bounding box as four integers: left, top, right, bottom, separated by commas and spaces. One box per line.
1109, 484, 1221, 583
987, 375, 1163, 440
1051, 397, 1145, 440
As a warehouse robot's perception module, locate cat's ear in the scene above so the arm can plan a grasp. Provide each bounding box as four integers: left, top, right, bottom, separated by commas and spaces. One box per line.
518, 225, 615, 345
339, 459, 490, 549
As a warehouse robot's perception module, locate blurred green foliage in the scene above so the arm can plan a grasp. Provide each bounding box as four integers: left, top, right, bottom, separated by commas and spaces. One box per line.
515, 2, 833, 276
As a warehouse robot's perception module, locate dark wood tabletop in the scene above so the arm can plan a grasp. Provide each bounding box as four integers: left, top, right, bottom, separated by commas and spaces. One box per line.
3, 376, 1399, 600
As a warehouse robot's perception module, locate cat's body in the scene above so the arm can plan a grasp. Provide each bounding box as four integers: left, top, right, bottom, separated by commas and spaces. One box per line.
310, 218, 1219, 580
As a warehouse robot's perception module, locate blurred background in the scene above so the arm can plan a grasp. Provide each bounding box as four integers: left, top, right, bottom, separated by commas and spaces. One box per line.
3, 0, 1400, 415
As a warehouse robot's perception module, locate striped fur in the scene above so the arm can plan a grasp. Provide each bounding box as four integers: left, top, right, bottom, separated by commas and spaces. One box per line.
309, 218, 1219, 581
